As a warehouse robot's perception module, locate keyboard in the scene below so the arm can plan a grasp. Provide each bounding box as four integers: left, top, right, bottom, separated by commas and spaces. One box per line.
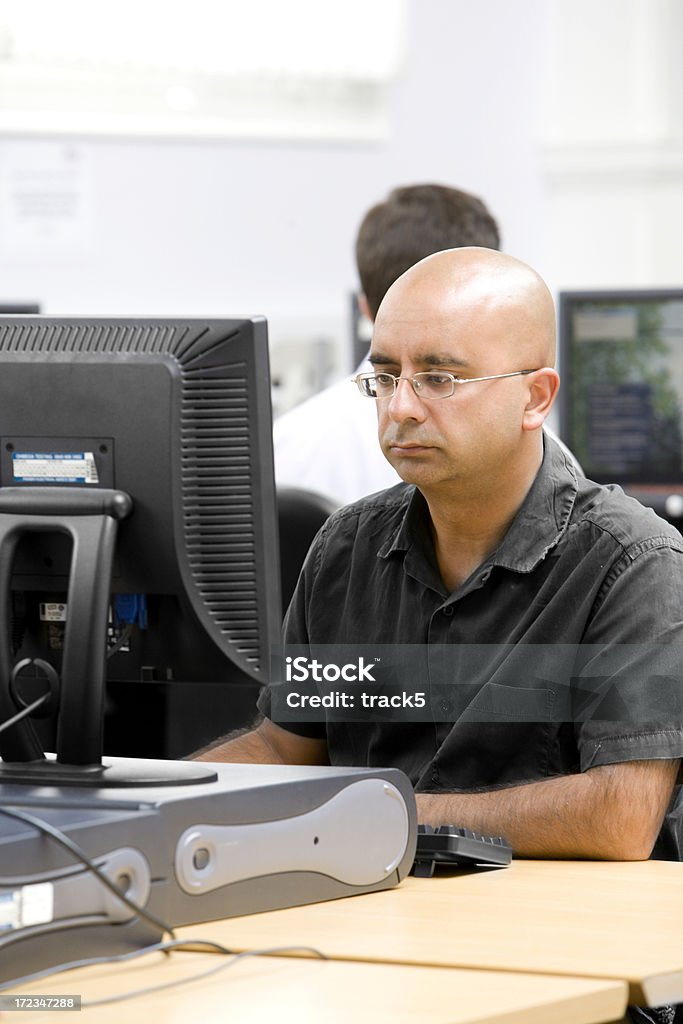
412, 824, 512, 877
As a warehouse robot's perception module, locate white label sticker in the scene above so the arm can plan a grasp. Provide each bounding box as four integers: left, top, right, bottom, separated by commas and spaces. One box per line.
0, 883, 54, 930
39, 602, 68, 622
20, 882, 55, 927
12, 451, 99, 484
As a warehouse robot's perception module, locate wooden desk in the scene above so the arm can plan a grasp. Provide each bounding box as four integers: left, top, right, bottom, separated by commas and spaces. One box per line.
2, 949, 627, 1024
178, 859, 683, 1007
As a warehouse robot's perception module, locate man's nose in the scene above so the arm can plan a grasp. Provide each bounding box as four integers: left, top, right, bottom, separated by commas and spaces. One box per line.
386, 377, 427, 422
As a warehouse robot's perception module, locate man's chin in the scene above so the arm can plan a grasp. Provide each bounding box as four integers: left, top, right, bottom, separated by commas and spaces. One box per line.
386, 457, 437, 488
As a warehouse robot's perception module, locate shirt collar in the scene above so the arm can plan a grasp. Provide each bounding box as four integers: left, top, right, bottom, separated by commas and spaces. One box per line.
378, 435, 578, 577
378, 486, 429, 559
490, 435, 578, 573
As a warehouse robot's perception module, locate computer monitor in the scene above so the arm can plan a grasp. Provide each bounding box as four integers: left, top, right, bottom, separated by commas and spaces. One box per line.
0, 315, 281, 786
558, 289, 683, 516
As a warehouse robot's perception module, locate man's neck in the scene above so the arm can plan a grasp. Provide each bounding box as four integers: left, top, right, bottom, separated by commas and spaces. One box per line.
423, 444, 543, 593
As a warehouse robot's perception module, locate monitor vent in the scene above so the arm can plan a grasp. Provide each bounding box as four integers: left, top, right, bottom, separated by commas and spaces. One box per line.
0, 319, 189, 354
180, 364, 262, 667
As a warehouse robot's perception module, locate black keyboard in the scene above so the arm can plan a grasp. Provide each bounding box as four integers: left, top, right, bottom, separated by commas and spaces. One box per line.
412, 824, 512, 877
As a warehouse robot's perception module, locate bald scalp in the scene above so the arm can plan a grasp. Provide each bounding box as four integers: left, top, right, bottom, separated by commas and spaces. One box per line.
376, 247, 557, 369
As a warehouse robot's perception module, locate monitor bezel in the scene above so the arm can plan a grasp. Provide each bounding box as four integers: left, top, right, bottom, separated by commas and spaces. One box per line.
558, 287, 683, 489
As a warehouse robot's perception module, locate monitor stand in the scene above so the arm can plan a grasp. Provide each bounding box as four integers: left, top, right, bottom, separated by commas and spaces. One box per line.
0, 487, 216, 787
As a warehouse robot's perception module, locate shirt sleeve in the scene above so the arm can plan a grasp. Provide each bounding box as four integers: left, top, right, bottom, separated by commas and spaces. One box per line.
574, 541, 683, 770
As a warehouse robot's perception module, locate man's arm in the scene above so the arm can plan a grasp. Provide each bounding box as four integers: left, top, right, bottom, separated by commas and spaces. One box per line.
193, 717, 329, 766
416, 758, 680, 860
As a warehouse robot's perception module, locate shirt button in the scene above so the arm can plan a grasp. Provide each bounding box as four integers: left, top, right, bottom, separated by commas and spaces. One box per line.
442, 605, 454, 617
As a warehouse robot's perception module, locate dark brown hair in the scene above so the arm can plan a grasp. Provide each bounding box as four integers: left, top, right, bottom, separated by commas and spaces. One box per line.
355, 184, 501, 318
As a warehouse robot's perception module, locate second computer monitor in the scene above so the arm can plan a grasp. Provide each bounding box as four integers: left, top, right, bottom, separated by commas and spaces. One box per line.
559, 289, 683, 514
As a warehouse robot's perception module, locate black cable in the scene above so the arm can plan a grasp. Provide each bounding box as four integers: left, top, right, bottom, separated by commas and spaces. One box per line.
0, 806, 176, 940
0, 693, 51, 735
10, 592, 27, 658
107, 623, 133, 659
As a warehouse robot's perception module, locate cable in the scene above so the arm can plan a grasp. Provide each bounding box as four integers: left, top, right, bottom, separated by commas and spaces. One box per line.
10, 592, 27, 658
0, 806, 176, 940
82, 943, 328, 1008
0, 810, 329, 1007
0, 693, 50, 736
0, 933, 328, 1006
107, 623, 133, 659
0, 938, 231, 992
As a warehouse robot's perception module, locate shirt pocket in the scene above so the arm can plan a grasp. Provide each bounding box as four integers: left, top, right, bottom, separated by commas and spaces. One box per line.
459, 681, 557, 722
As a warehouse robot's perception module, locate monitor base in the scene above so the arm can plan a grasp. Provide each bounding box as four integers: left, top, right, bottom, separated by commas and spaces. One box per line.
0, 756, 218, 788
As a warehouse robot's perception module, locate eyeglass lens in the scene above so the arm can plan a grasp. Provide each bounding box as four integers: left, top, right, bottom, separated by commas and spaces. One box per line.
367, 372, 454, 399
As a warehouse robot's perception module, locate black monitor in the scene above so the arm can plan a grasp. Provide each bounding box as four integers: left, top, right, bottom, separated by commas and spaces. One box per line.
0, 315, 281, 786
558, 289, 683, 516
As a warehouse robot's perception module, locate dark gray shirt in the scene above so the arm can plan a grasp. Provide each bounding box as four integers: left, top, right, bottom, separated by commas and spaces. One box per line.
260, 438, 683, 807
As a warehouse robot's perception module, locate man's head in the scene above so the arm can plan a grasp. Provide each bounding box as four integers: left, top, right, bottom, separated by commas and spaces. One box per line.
368, 247, 559, 502
355, 184, 501, 320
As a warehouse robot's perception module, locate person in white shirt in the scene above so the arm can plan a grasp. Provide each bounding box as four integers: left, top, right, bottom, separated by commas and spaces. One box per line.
274, 184, 574, 506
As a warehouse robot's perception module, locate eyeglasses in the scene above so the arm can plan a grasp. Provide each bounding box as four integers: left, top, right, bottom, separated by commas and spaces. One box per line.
354, 368, 539, 400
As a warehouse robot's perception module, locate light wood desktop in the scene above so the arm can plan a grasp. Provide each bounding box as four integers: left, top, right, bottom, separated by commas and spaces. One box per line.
5, 859, 681, 1023
4, 947, 627, 1024
177, 858, 683, 1008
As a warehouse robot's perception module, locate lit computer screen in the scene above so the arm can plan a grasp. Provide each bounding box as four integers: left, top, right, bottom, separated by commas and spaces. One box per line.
0, 315, 281, 784
559, 289, 683, 510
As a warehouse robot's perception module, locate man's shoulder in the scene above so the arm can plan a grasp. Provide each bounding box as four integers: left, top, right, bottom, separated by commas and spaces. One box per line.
572, 475, 683, 556
294, 483, 413, 583
325, 482, 414, 528
310, 482, 413, 551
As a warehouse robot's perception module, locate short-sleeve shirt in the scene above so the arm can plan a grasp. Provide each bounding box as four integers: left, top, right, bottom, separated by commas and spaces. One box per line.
259, 437, 683, 803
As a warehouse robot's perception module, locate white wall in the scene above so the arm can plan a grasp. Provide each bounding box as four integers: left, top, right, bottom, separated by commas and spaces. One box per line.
540, 0, 683, 291
0, 0, 680, 412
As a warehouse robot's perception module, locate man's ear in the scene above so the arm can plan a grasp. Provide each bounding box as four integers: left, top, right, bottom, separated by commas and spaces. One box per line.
522, 368, 560, 431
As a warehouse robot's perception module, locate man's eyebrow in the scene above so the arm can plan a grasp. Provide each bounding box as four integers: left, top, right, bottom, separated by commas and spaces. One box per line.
368, 353, 397, 366
369, 351, 475, 369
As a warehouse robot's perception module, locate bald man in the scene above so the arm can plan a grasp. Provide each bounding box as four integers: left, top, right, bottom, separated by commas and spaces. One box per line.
198, 249, 683, 862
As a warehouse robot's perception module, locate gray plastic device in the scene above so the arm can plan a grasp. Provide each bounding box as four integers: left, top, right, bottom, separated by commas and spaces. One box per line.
0, 759, 417, 985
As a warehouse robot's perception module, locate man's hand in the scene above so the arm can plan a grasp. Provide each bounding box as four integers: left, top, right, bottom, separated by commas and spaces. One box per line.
416, 758, 680, 860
